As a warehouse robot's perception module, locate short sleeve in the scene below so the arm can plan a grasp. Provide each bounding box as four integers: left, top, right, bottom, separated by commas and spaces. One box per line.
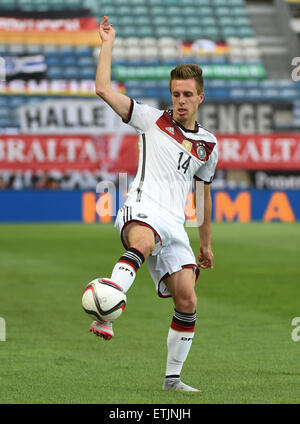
123, 99, 163, 132
194, 141, 218, 183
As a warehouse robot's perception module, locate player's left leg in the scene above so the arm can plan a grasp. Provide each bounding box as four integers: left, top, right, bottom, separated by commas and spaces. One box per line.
162, 268, 201, 392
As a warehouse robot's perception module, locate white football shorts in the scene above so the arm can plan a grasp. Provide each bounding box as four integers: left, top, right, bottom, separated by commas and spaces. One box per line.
114, 200, 199, 298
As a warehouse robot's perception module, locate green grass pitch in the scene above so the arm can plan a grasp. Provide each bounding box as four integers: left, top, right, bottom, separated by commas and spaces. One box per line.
0, 222, 299, 404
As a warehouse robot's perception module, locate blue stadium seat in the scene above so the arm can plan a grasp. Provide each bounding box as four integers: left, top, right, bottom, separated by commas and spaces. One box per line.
136, 26, 154, 38
197, 6, 214, 16
193, 0, 211, 5
247, 89, 264, 102
231, 6, 248, 16
144, 87, 161, 98
119, 27, 139, 38
136, 15, 151, 26
244, 80, 260, 88
171, 27, 187, 39
167, 6, 182, 16
59, 46, 76, 56
77, 56, 95, 67
280, 89, 298, 101
263, 88, 280, 102
157, 87, 172, 102
26, 96, 44, 105
43, 45, 60, 55
45, 55, 61, 67
220, 27, 239, 39
170, 16, 182, 27
75, 46, 93, 57
210, 55, 227, 64
210, 88, 230, 101
182, 8, 198, 18
64, 67, 79, 80
8, 96, 26, 108
47, 66, 65, 79
229, 0, 246, 5
212, 0, 229, 6
209, 80, 228, 88
237, 27, 255, 38
227, 80, 243, 89
151, 6, 166, 16
260, 80, 277, 89
153, 16, 169, 26
277, 80, 295, 89
0, 117, 13, 127
201, 27, 220, 40
61, 56, 78, 67
125, 80, 142, 90
229, 88, 248, 101
0, 96, 8, 107
79, 67, 96, 79
155, 27, 172, 38
215, 7, 232, 16
186, 27, 203, 39
0, 107, 10, 118
126, 87, 145, 99
132, 6, 148, 15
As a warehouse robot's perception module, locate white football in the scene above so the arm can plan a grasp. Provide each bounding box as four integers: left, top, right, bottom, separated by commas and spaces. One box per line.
82, 278, 126, 322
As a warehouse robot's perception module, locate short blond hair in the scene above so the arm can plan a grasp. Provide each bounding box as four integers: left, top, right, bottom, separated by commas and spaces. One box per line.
169, 64, 204, 94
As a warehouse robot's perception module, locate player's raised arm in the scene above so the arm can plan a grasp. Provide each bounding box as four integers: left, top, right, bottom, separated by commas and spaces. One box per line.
95, 16, 131, 121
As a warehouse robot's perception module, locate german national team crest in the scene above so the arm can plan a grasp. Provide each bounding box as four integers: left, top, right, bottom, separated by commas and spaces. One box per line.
196, 144, 207, 160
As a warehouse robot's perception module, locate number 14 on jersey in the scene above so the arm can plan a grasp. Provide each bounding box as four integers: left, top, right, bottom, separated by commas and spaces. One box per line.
177, 152, 191, 174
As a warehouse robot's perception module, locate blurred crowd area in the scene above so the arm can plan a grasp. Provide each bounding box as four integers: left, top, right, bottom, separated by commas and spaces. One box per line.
2, 169, 300, 191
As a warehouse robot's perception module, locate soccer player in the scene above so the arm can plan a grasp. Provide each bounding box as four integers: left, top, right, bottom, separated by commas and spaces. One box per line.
86, 16, 218, 392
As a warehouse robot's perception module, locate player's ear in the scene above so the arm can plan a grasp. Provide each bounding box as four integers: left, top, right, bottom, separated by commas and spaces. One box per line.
198, 91, 204, 105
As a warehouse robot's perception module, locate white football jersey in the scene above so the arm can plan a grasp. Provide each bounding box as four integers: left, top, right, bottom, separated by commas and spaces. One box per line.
123, 99, 218, 223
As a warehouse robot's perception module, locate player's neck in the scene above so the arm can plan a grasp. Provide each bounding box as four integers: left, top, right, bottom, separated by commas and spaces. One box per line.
172, 110, 197, 132
173, 116, 197, 132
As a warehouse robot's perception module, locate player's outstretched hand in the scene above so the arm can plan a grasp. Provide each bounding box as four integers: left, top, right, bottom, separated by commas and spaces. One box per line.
197, 246, 214, 270
99, 16, 115, 43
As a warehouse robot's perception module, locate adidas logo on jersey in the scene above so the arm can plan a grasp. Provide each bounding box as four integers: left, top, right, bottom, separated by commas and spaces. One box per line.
165, 126, 175, 135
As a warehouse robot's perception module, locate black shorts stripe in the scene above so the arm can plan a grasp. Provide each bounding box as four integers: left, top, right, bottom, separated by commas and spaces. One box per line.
136, 133, 146, 202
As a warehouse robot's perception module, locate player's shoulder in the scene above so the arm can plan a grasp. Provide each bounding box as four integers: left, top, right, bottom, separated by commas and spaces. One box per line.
132, 99, 164, 118
126, 99, 165, 131
196, 123, 218, 144
133, 99, 163, 113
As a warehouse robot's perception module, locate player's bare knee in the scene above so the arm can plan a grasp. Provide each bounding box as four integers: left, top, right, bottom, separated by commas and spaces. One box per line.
127, 224, 155, 259
130, 240, 154, 259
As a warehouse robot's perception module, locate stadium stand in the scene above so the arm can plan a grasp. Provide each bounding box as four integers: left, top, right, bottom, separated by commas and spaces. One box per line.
0, 0, 299, 133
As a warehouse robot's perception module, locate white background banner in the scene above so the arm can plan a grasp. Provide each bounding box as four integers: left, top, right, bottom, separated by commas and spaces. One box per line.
19, 99, 135, 135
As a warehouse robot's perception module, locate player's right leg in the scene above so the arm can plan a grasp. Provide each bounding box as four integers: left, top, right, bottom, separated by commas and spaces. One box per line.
88, 222, 155, 341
